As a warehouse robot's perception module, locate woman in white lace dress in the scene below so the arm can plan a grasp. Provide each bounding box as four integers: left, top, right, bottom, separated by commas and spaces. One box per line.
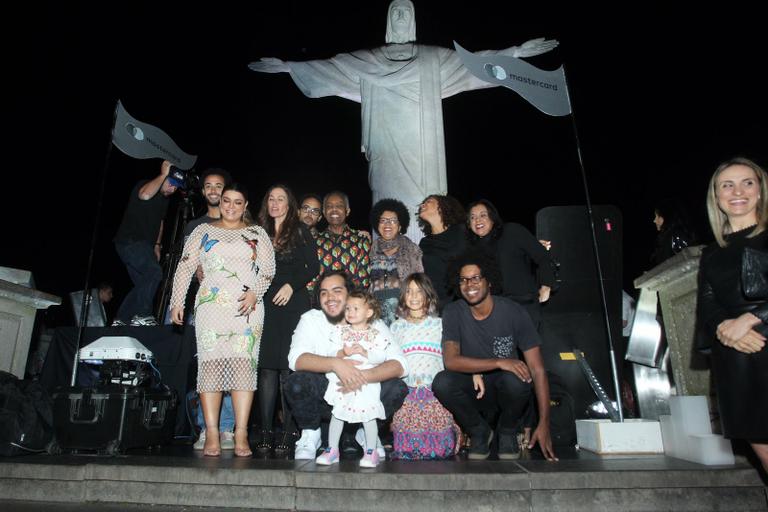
171, 183, 275, 456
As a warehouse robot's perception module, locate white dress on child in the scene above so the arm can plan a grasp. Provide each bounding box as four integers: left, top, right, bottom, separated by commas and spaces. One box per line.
324, 324, 390, 423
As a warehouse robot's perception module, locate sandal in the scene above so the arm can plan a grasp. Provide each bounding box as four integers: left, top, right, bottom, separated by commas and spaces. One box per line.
234, 428, 252, 457
203, 427, 221, 457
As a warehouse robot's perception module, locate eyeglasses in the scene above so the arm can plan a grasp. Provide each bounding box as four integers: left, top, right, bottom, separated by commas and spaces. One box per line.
300, 205, 321, 216
379, 217, 399, 225
458, 274, 484, 286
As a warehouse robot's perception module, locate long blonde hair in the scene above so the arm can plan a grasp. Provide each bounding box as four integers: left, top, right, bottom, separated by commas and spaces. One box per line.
706, 157, 768, 247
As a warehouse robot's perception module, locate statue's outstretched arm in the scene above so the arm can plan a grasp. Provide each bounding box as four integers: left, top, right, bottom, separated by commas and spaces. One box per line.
511, 37, 559, 58
248, 57, 290, 73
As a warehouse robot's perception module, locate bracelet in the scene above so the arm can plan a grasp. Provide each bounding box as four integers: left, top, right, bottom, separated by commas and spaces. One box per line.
155, 243, 161, 246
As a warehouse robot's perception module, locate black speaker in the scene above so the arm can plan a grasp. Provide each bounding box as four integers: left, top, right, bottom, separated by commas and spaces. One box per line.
536, 205, 624, 419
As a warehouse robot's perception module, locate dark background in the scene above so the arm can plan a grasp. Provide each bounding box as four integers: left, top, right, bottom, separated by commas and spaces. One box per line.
6, 1, 767, 327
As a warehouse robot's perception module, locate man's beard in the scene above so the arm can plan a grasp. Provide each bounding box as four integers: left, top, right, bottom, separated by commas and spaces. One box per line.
323, 309, 345, 325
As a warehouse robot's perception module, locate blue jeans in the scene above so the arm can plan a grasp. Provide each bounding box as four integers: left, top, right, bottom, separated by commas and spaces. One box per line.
114, 240, 163, 322
196, 392, 235, 432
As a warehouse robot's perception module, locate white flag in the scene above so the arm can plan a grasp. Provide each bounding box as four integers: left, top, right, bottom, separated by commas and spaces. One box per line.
454, 42, 571, 117
111, 101, 197, 170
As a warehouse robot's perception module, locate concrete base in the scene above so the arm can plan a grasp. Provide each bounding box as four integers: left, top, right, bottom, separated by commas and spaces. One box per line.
576, 419, 664, 454
1, 451, 765, 512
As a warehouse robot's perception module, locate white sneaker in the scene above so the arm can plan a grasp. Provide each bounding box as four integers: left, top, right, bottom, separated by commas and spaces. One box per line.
355, 427, 385, 458
220, 431, 235, 450
294, 428, 321, 460
193, 430, 206, 450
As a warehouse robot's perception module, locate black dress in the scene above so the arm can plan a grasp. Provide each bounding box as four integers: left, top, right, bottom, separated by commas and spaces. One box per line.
472, 223, 556, 327
419, 223, 467, 311
259, 225, 319, 370
697, 227, 768, 440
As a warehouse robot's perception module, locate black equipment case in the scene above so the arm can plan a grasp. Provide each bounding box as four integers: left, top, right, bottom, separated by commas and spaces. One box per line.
51, 385, 177, 455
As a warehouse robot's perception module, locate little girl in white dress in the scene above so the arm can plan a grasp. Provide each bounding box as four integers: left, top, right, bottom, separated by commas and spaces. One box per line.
317, 291, 391, 468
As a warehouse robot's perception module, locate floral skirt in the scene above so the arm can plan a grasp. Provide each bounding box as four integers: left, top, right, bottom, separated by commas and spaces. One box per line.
390, 386, 461, 460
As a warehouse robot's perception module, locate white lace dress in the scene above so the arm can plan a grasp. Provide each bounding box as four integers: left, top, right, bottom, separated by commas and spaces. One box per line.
323, 325, 389, 423
171, 224, 275, 392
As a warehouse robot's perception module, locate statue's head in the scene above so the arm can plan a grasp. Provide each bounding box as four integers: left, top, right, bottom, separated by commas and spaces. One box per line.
385, 0, 416, 44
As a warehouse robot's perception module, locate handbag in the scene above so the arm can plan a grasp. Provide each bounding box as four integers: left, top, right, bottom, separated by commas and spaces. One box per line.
741, 247, 768, 299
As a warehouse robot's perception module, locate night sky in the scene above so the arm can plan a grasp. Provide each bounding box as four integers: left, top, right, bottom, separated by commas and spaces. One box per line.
8, 1, 767, 325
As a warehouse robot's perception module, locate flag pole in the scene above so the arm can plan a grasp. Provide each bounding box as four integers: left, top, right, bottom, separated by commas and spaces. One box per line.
71, 101, 118, 386
562, 65, 624, 422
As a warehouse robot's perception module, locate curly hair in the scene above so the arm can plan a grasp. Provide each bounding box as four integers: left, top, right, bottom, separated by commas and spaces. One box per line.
417, 195, 466, 235
466, 199, 504, 243
257, 184, 303, 253
446, 249, 503, 298
199, 167, 232, 188
347, 289, 381, 323
396, 272, 439, 319
370, 198, 410, 235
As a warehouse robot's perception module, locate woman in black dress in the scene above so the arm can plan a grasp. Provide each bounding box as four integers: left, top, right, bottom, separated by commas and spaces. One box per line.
256, 184, 318, 457
650, 198, 697, 267
697, 157, 768, 472
417, 195, 466, 311
466, 199, 555, 329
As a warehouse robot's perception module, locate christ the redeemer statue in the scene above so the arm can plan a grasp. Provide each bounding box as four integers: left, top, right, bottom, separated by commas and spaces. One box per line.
249, 0, 557, 241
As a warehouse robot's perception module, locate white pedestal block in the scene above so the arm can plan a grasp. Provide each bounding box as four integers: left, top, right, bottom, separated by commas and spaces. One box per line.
659, 396, 735, 465
576, 419, 664, 454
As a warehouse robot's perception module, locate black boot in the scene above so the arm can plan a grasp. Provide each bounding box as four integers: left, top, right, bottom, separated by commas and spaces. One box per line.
255, 429, 273, 457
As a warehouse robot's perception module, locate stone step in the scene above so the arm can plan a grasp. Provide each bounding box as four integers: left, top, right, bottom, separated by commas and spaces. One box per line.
0, 454, 765, 512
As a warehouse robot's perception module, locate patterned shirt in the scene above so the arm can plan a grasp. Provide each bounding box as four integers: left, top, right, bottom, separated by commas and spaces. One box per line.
390, 316, 443, 388
308, 226, 371, 291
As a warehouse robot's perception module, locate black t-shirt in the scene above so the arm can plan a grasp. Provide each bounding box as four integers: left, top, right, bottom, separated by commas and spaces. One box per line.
114, 181, 170, 244
184, 214, 216, 238
442, 296, 541, 359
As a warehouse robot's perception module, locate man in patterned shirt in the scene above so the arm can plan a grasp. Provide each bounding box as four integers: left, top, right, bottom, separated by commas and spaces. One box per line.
308, 191, 371, 292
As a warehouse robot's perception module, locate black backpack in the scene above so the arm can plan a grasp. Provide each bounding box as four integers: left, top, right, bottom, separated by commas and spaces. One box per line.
0, 371, 54, 455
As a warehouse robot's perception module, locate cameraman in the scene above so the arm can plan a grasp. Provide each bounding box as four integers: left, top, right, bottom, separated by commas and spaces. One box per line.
113, 160, 180, 326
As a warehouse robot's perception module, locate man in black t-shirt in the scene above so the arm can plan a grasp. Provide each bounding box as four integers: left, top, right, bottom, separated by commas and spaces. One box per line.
432, 251, 557, 461
113, 160, 179, 326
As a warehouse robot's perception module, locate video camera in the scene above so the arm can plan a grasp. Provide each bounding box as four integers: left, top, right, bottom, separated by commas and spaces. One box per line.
167, 165, 200, 191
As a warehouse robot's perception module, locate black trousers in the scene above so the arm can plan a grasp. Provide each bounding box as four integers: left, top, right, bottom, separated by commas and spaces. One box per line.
432, 370, 533, 433
284, 371, 408, 430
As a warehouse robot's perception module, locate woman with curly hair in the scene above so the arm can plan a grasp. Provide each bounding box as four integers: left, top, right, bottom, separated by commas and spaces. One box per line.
369, 198, 423, 325
417, 195, 467, 310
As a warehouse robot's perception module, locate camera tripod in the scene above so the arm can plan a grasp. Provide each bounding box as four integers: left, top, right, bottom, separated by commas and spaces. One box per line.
155, 191, 201, 324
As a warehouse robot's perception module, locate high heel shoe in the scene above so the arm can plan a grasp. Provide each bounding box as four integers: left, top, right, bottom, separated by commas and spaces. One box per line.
234, 428, 252, 457
203, 427, 221, 457
255, 429, 273, 457
273, 431, 298, 459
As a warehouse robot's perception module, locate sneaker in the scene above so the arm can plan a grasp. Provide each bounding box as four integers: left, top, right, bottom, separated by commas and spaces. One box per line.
130, 315, 159, 326
359, 448, 380, 468
498, 430, 521, 460
110, 319, 127, 327
315, 447, 340, 465
294, 428, 321, 460
355, 427, 386, 458
193, 430, 206, 450
220, 431, 235, 450
467, 425, 493, 460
